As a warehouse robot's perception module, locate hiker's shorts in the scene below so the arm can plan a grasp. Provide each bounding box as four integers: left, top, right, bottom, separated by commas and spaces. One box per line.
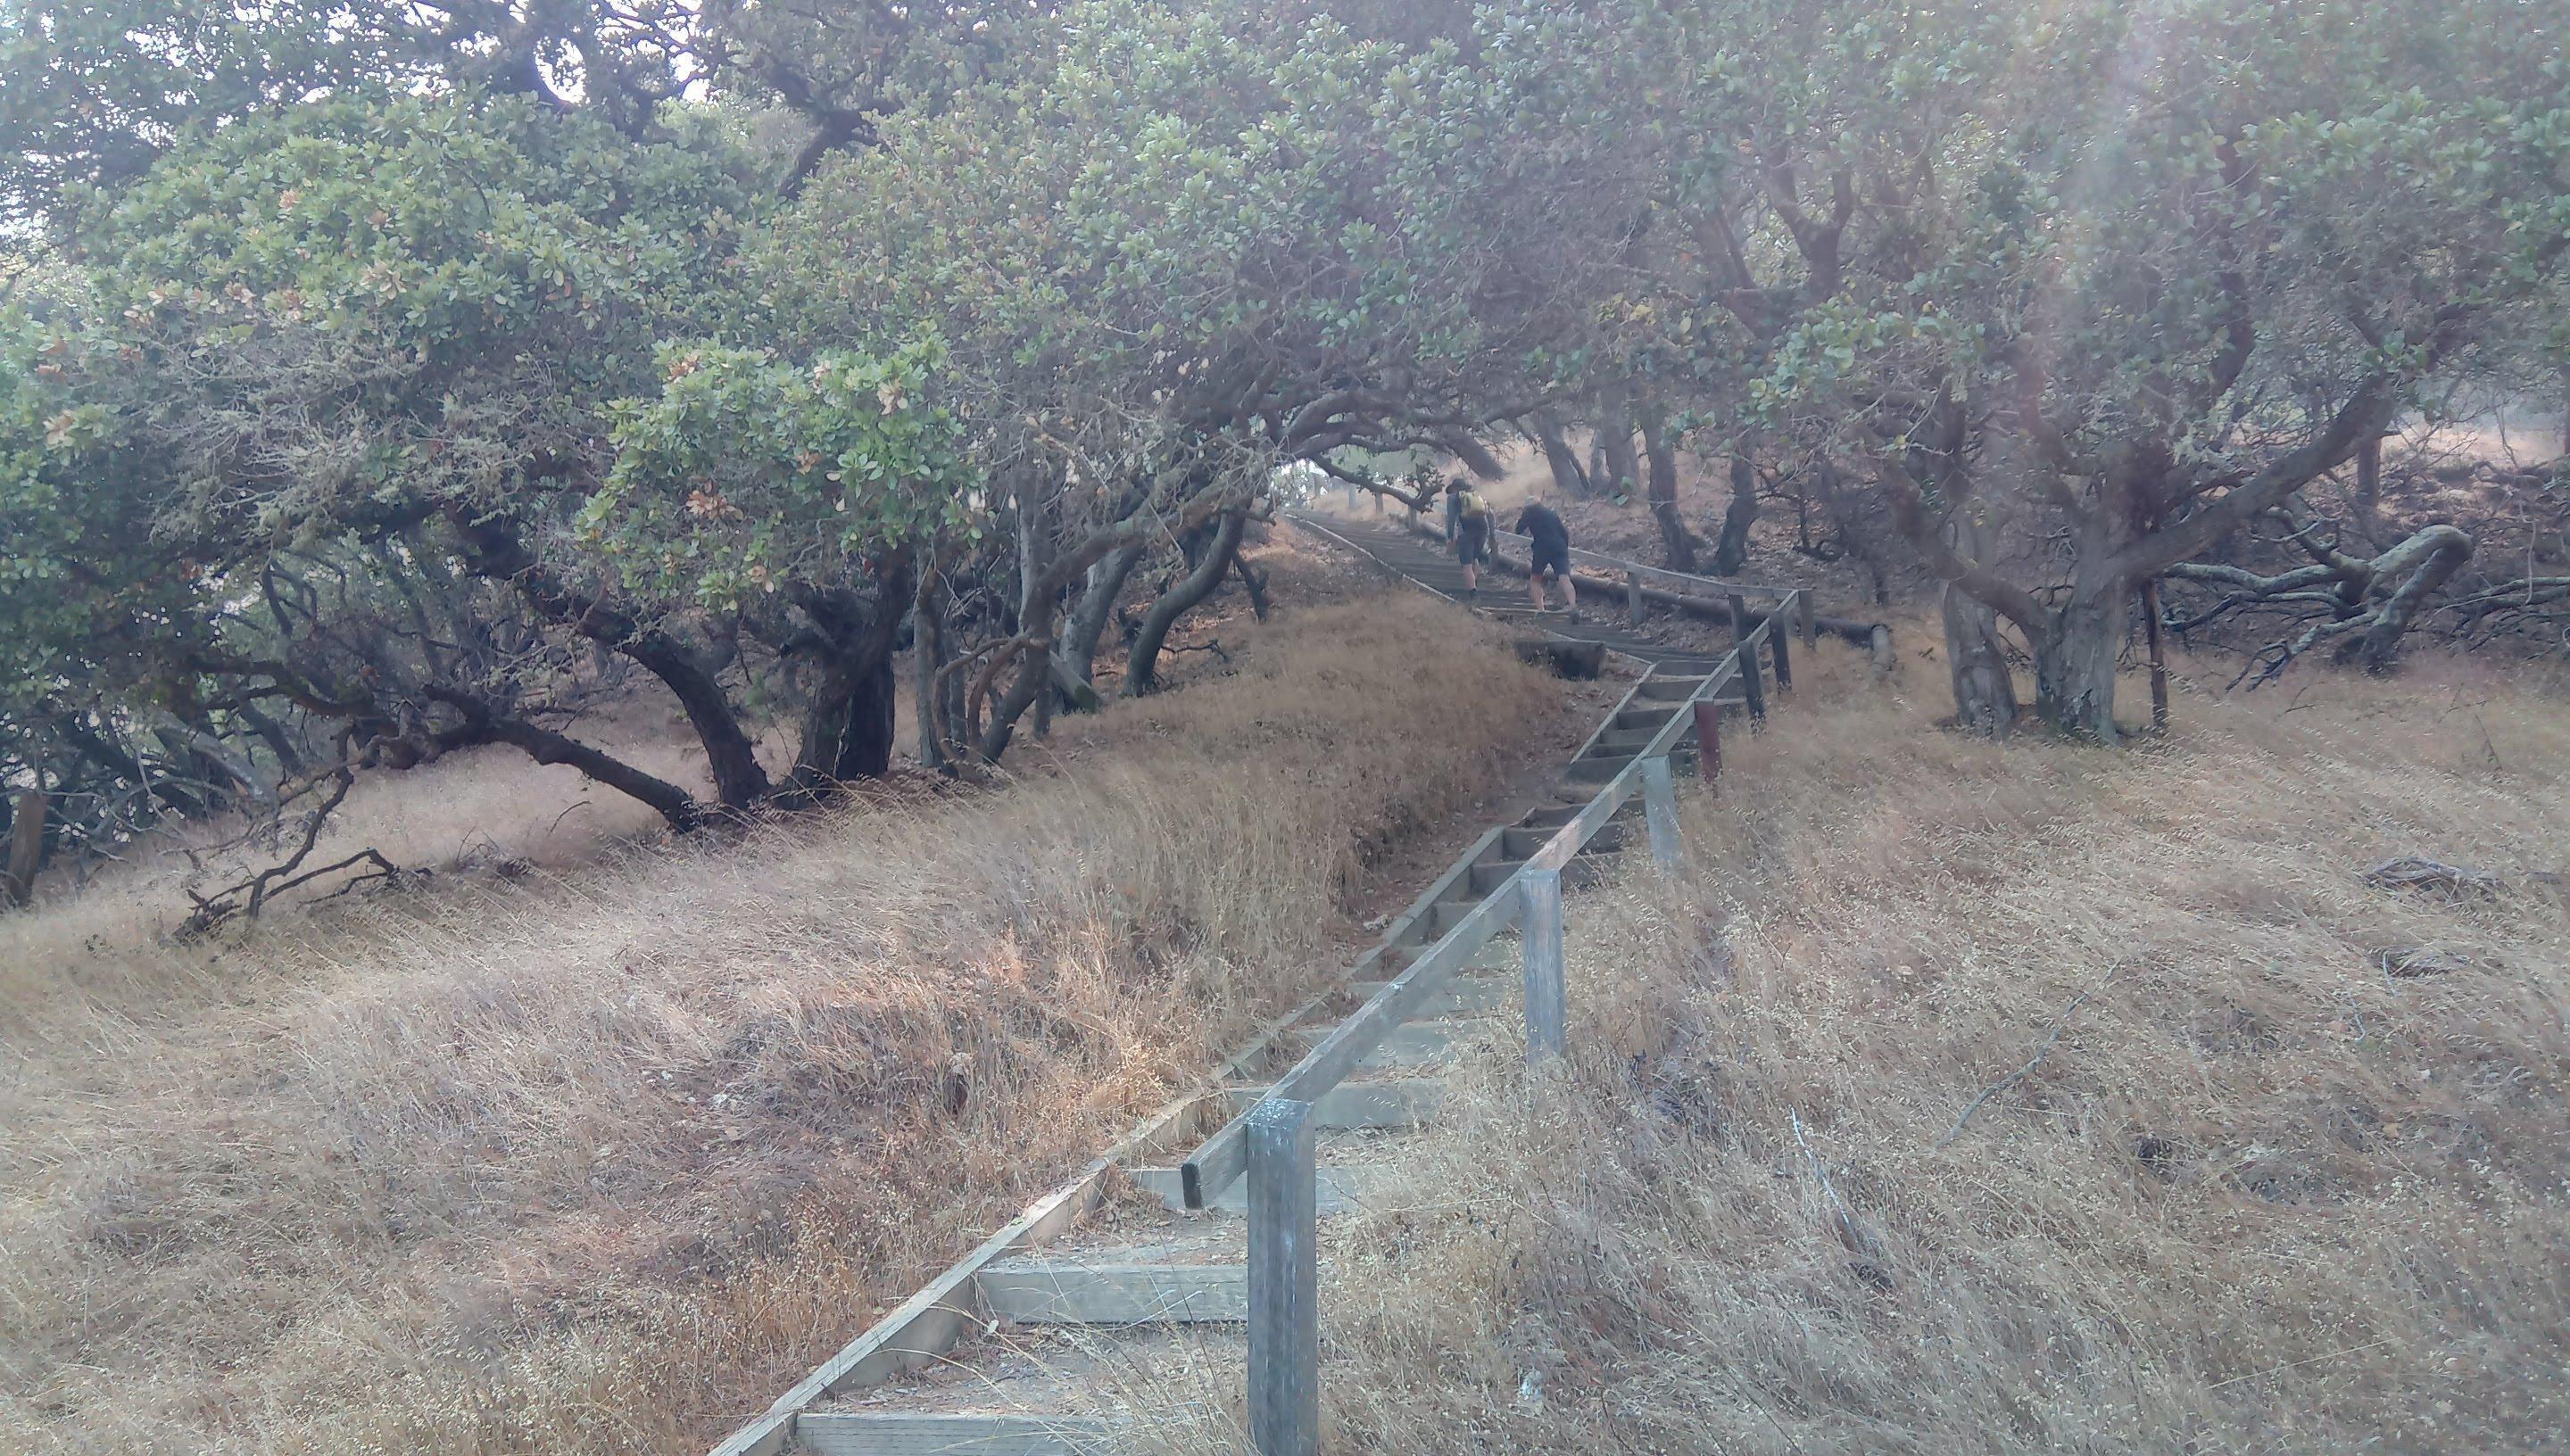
1530, 539, 1570, 579
1455, 518, 1488, 564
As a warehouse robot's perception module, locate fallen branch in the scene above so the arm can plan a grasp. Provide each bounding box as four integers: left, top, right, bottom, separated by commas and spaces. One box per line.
1936, 985, 2099, 1149
177, 762, 413, 938
1789, 1108, 1892, 1288
2362, 856, 2500, 899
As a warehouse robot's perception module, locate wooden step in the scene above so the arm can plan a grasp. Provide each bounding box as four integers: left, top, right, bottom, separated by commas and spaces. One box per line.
1467, 854, 1605, 895
1635, 676, 1711, 700
1504, 822, 1627, 858
1613, 698, 1735, 728
972, 1264, 1246, 1324
1123, 1161, 1403, 1214
1343, 976, 1508, 1019
1510, 639, 1608, 679
1564, 752, 1637, 783
1282, 1018, 1459, 1068
1219, 1077, 1443, 1128
1385, 939, 1520, 977
795, 1413, 1110, 1454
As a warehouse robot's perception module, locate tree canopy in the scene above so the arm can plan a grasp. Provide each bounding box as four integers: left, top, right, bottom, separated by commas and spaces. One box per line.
3, 0, 2566, 905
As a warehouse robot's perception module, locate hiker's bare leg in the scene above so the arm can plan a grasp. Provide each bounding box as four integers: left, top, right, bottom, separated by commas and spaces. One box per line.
1529, 574, 1546, 611
1560, 575, 1577, 611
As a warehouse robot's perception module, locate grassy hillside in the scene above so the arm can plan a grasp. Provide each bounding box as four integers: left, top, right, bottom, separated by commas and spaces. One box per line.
1307, 648, 2569, 1452
0, 593, 1571, 1454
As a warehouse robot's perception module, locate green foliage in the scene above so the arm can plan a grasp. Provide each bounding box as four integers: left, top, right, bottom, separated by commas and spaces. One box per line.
75, 91, 758, 542
0, 302, 203, 717
587, 341, 972, 609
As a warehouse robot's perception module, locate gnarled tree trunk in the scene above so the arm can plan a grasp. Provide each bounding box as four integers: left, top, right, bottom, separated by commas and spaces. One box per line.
1637, 406, 1699, 574
1053, 541, 1143, 711
3, 788, 46, 909
452, 513, 773, 810
1712, 452, 1759, 576
2030, 585, 2127, 742
1940, 509, 2019, 736
784, 558, 916, 798
1531, 412, 1589, 499
1595, 389, 1639, 500
1124, 508, 1248, 696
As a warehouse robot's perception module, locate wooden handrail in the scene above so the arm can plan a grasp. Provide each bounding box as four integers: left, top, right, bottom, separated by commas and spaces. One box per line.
1177, 610, 1782, 1207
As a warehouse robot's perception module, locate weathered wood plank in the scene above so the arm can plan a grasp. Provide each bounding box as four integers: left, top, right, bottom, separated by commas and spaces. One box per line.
1640, 757, 1681, 870
1181, 659, 1738, 1209
1181, 888, 1523, 1205
1125, 1161, 1402, 1215
703, 1092, 1202, 1456
1284, 1018, 1459, 1068
1223, 1077, 1445, 1129
1248, 1100, 1319, 1456
973, 1264, 1246, 1323
792, 1413, 1111, 1455
1521, 868, 1565, 1060
1738, 626, 1768, 723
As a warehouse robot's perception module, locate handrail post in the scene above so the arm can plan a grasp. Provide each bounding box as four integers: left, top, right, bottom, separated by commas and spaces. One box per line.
1798, 588, 1818, 650
1640, 757, 1682, 869
1737, 625, 1768, 726
1520, 868, 1566, 1060
1692, 699, 1721, 786
1626, 567, 1644, 628
1769, 608, 1793, 691
1248, 1098, 1319, 1456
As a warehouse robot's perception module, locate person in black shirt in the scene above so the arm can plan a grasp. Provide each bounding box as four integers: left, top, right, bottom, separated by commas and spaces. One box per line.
1515, 500, 1577, 613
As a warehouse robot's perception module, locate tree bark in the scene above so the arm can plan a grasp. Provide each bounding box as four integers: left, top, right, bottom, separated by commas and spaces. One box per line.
1124, 508, 1248, 696
1940, 510, 2019, 736
1531, 412, 1589, 499
783, 558, 916, 798
425, 691, 704, 832
2353, 434, 2383, 545
233, 701, 308, 778
1637, 406, 1699, 574
1712, 452, 1759, 576
912, 550, 954, 772
2347, 524, 2474, 672
2030, 587, 2127, 742
1596, 389, 1640, 501
449, 514, 773, 810
1053, 542, 1140, 712
3, 788, 46, 908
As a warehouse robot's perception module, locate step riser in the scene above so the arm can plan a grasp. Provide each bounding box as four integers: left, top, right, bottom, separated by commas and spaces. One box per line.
793, 1413, 1108, 1455
1503, 823, 1628, 859
1221, 1077, 1443, 1128
1282, 1021, 1456, 1068
1343, 979, 1507, 1019
1468, 856, 1605, 896
974, 1266, 1246, 1324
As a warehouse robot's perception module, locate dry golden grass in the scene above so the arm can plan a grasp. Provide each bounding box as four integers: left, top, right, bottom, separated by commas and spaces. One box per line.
1278, 643, 2570, 1453
0, 594, 1567, 1454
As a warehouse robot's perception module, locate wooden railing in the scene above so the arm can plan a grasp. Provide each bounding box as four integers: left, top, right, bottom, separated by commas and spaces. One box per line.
1182, 594, 1801, 1456
1486, 525, 1800, 603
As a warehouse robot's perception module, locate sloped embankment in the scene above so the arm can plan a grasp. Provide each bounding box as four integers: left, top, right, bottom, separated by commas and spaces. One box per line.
1309, 651, 2570, 1452
0, 595, 1569, 1454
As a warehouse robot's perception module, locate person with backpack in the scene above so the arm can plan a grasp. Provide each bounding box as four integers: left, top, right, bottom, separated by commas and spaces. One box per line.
1515, 497, 1578, 614
1443, 479, 1495, 595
